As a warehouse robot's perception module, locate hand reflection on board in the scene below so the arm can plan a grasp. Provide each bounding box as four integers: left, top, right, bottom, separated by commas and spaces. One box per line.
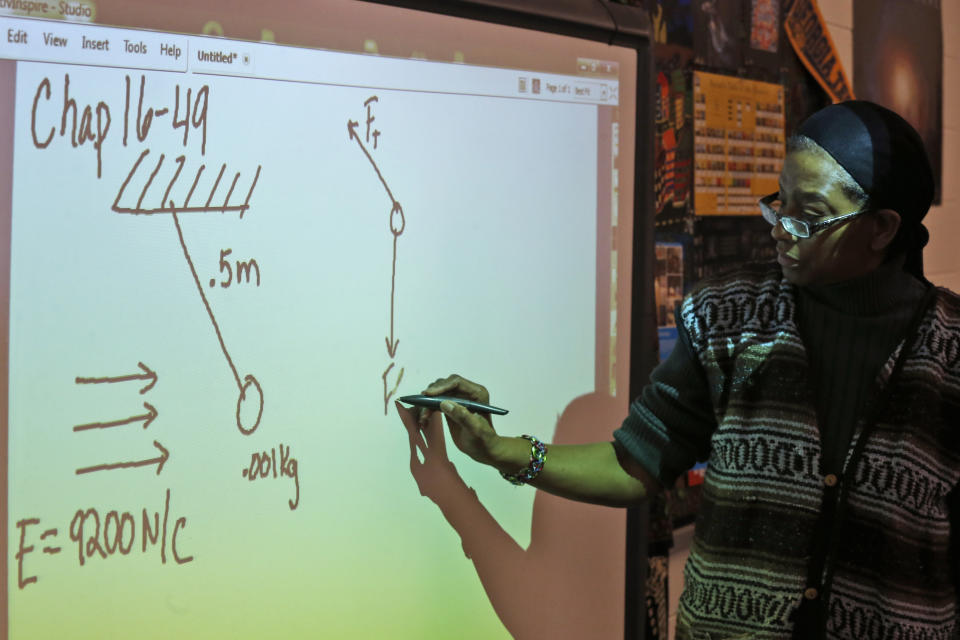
397, 402, 461, 506
395, 394, 624, 640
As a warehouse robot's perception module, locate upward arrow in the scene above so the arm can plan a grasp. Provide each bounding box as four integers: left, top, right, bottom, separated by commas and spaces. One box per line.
76, 362, 157, 394
346, 118, 396, 203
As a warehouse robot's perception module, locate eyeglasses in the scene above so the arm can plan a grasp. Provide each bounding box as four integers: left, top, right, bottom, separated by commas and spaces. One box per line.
758, 192, 873, 238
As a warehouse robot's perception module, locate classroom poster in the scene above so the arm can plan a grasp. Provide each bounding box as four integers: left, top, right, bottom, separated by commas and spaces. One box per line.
854, 0, 942, 203
655, 71, 694, 227
655, 242, 685, 362
693, 71, 784, 215
692, 0, 744, 71
784, 0, 855, 102
744, 0, 780, 73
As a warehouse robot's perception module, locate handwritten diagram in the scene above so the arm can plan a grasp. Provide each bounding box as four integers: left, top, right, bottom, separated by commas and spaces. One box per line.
75, 361, 158, 394
15, 75, 270, 589
74, 441, 169, 475
111, 148, 264, 435
347, 96, 406, 414
73, 361, 164, 474
14, 488, 194, 590
8, 55, 611, 639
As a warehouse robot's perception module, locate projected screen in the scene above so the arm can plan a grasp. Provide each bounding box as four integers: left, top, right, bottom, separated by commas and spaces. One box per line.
1, 2, 637, 638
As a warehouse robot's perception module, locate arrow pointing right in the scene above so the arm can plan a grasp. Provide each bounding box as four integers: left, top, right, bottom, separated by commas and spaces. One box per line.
73, 402, 158, 432
75, 440, 170, 476
75, 361, 158, 394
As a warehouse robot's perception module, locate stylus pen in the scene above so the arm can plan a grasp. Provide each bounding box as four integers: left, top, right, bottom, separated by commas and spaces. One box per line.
398, 394, 509, 415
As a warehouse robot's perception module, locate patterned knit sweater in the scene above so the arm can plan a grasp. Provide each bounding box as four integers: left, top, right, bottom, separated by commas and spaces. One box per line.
617, 263, 960, 640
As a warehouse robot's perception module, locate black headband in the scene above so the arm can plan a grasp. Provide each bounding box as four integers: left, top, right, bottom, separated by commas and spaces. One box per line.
796, 100, 934, 278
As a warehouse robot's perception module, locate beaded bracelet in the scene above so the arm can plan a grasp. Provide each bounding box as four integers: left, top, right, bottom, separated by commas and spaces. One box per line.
500, 435, 548, 486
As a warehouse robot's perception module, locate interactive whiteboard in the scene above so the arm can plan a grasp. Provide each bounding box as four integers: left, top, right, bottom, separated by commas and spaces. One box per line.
1, 3, 637, 638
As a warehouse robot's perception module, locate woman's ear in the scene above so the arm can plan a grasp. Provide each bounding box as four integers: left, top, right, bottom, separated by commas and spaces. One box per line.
871, 208, 901, 252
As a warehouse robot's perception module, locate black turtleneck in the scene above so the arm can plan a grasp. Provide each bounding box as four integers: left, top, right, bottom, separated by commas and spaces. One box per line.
795, 258, 928, 473
614, 258, 929, 486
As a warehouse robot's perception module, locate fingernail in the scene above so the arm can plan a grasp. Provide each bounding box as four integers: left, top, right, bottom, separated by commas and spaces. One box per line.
439, 400, 455, 414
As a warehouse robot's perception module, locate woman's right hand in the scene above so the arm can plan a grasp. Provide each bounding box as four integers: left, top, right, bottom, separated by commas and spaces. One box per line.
420, 374, 502, 466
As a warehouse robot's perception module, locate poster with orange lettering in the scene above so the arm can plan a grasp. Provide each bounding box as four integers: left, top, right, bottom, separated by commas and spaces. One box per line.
693, 71, 784, 216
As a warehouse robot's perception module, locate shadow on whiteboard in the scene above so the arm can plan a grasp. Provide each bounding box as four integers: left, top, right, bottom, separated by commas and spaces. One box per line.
396, 393, 626, 639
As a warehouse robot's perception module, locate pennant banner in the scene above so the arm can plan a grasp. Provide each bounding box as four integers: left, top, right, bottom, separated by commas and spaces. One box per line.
785, 0, 855, 102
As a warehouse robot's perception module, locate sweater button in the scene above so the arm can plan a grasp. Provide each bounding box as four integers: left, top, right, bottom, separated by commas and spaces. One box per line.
823, 474, 838, 487
804, 587, 819, 600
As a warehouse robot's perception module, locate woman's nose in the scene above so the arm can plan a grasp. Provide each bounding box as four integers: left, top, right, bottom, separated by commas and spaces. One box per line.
770, 218, 794, 242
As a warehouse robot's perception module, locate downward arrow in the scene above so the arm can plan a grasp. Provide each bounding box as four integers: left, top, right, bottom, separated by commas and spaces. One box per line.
385, 336, 399, 358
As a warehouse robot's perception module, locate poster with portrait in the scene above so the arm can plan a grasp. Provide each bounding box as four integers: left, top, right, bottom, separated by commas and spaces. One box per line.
853, 0, 942, 203
692, 0, 744, 71
744, 0, 780, 75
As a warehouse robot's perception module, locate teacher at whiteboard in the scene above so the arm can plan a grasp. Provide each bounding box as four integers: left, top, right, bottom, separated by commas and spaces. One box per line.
400, 101, 960, 640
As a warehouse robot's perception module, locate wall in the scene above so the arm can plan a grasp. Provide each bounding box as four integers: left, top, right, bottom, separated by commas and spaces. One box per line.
820, 0, 960, 290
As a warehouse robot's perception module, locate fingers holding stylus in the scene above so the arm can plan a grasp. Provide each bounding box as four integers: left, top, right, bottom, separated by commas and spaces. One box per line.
417, 374, 490, 425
